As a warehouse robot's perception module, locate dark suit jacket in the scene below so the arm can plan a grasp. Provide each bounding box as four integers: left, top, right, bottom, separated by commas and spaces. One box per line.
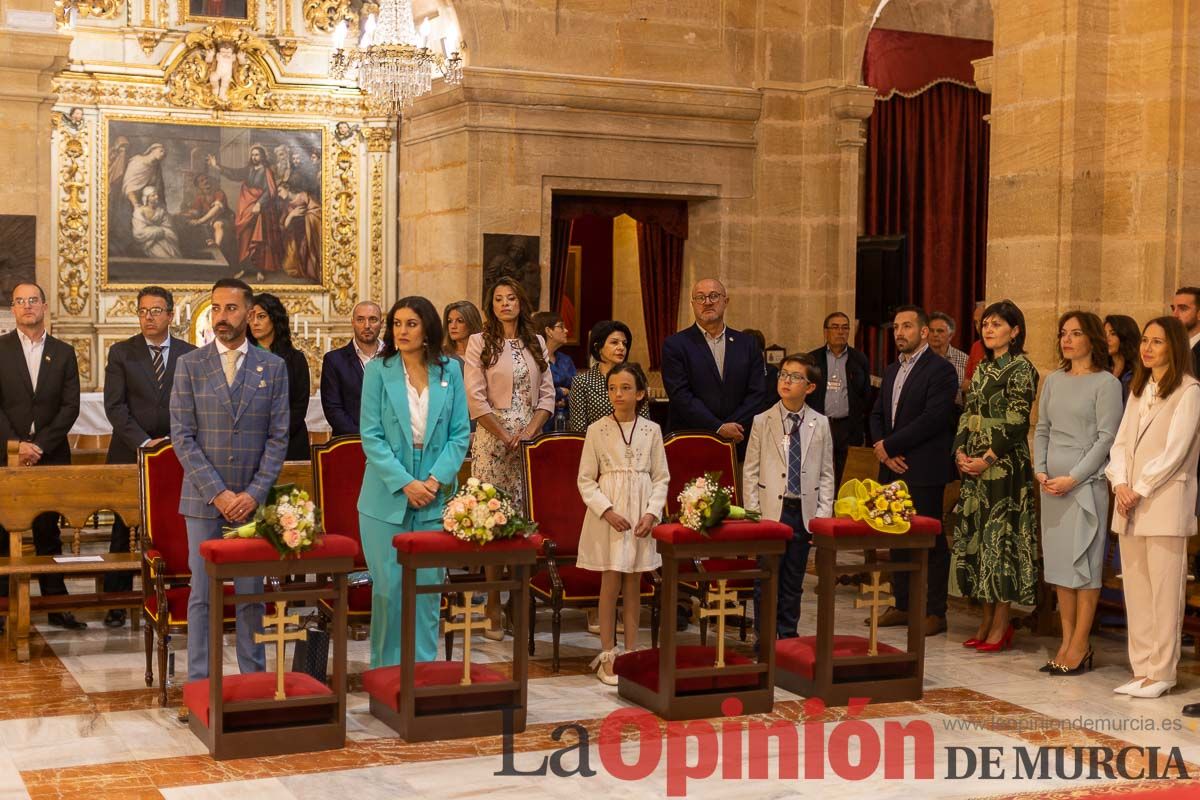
868, 348, 959, 487
320, 342, 365, 436
807, 345, 871, 444
104, 334, 196, 464
662, 324, 767, 437
0, 331, 80, 466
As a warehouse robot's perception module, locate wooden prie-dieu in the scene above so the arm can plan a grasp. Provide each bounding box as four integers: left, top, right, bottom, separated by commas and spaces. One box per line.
774, 515, 940, 706
613, 520, 793, 721
362, 531, 540, 742
182, 534, 358, 760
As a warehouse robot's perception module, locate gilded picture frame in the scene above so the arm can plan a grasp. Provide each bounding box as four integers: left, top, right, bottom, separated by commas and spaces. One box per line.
101, 114, 327, 291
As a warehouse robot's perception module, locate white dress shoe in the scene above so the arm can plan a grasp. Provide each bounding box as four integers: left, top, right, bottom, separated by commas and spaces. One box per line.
1114, 678, 1145, 695
1125, 680, 1175, 698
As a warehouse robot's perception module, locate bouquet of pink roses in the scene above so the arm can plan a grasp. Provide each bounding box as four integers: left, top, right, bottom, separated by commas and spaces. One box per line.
222, 484, 321, 558
442, 477, 537, 545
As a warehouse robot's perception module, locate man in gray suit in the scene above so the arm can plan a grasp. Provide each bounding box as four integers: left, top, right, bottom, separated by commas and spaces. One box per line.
170, 278, 289, 709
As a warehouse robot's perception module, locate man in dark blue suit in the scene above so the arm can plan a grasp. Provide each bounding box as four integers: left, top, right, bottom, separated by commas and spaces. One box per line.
319, 301, 381, 436
868, 305, 959, 636
662, 278, 767, 449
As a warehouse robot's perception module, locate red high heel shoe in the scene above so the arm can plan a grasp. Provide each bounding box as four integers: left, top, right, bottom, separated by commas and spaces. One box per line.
975, 624, 1014, 653
962, 638, 982, 648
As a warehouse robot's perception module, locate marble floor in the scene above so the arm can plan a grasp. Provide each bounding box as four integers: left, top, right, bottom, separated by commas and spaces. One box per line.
3, 566, 1200, 799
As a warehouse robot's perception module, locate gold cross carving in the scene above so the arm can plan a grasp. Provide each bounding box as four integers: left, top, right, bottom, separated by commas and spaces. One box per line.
699, 579, 740, 668
442, 600, 483, 685
854, 570, 893, 656
253, 605, 307, 700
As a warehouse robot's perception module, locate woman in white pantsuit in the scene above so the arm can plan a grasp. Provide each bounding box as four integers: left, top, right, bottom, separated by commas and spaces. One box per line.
1105, 317, 1200, 699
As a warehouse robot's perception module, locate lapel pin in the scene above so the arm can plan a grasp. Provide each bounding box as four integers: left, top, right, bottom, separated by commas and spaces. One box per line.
441, 380, 448, 388
259, 380, 267, 388
44, 355, 51, 362
256, 365, 263, 373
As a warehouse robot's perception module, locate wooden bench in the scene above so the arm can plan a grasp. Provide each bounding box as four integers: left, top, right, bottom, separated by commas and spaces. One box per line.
0, 554, 142, 660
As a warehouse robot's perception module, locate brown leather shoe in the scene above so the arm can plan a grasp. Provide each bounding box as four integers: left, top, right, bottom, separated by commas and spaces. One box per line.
176, 707, 189, 724
924, 615, 948, 636
866, 607, 908, 627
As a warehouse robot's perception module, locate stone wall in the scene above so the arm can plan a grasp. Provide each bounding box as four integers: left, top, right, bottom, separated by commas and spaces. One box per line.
875, 0, 993, 40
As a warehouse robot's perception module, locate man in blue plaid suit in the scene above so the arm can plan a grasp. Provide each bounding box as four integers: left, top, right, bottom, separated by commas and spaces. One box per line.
170, 278, 289, 693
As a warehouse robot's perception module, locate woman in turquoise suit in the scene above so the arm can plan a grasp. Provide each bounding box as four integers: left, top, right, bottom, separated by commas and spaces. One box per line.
357, 295, 471, 668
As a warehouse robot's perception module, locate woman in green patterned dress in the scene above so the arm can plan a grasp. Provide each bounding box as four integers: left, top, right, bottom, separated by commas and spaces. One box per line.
952, 300, 1040, 652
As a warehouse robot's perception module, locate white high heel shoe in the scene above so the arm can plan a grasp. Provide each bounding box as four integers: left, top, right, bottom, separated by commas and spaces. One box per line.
590, 649, 619, 686
1125, 680, 1175, 698
1113, 678, 1145, 695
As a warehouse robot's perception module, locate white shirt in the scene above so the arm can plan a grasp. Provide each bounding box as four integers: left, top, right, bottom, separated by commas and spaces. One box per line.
214, 336, 249, 374
1106, 379, 1200, 498
17, 328, 46, 435
353, 339, 381, 369
698, 323, 727, 378
407, 376, 429, 446
1190, 330, 1200, 351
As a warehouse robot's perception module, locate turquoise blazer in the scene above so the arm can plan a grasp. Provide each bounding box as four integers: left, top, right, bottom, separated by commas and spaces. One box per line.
356, 354, 471, 525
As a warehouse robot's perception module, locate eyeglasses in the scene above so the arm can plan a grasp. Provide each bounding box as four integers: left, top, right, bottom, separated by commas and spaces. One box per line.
12, 297, 42, 307
778, 371, 809, 385
137, 307, 169, 318
692, 292, 725, 305
825, 323, 850, 331
553, 322, 566, 330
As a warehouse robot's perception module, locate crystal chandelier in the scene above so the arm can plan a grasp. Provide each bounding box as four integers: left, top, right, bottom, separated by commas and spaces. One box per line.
329, 0, 464, 115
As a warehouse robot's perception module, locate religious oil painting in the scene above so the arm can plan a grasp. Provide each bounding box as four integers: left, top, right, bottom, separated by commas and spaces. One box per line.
0, 215, 36, 306
186, 0, 251, 22
103, 117, 325, 289
482, 233, 541, 310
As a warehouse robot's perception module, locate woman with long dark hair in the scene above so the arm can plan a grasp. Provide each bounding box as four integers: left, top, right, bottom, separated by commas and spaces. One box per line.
1104, 314, 1140, 403
249, 292, 310, 461
464, 277, 555, 638
1106, 317, 1200, 698
1033, 311, 1123, 676
951, 299, 1040, 653
357, 296, 471, 667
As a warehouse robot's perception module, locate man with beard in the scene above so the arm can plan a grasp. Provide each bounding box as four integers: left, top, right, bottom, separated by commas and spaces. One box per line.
319, 301, 382, 435
207, 145, 281, 281
169, 278, 288, 721
867, 305, 959, 637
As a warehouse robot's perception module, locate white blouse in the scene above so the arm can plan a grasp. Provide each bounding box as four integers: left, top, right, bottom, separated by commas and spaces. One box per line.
1106, 380, 1200, 498
407, 376, 429, 446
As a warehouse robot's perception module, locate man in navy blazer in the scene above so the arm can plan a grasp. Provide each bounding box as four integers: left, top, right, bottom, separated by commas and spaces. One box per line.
319, 301, 382, 436
102, 286, 196, 627
868, 305, 959, 636
170, 278, 289, 703
662, 278, 767, 451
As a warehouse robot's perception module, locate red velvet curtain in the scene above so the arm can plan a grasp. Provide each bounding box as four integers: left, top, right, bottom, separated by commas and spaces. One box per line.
635, 222, 685, 370
858, 30, 992, 368
549, 217, 574, 314
551, 196, 688, 370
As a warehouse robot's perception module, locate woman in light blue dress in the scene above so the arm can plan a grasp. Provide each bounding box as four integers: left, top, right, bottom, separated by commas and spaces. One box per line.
358, 296, 471, 668
1033, 311, 1123, 676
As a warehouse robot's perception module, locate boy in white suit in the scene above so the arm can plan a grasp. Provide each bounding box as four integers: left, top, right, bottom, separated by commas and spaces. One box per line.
744, 353, 836, 640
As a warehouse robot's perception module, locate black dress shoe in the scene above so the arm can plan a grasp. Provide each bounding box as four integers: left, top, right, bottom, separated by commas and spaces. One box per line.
104, 609, 127, 628
1183, 704, 1200, 718
676, 606, 690, 632
48, 612, 87, 630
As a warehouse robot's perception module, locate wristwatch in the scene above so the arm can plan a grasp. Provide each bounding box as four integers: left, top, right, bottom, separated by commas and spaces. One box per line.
983, 454, 996, 465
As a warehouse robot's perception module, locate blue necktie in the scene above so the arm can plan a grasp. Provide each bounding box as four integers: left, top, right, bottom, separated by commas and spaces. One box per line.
786, 413, 802, 496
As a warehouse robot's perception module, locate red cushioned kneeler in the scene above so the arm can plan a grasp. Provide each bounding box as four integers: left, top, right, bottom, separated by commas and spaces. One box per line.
364, 530, 539, 742
775, 516, 939, 707
616, 520, 792, 721
185, 534, 358, 760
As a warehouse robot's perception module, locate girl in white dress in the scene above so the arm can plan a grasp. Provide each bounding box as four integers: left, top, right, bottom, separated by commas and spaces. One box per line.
576, 363, 670, 685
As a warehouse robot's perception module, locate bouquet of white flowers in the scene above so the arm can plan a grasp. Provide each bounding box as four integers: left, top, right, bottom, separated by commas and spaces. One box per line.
222, 484, 321, 558
442, 477, 537, 545
675, 471, 760, 534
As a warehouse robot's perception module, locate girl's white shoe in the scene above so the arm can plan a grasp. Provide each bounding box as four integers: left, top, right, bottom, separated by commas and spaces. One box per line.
590, 649, 619, 685
1125, 680, 1175, 698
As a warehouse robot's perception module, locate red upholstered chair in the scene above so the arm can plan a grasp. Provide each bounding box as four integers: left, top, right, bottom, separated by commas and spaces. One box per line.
613, 520, 792, 720
184, 535, 358, 760
312, 435, 457, 657
662, 431, 755, 643
522, 433, 659, 672
773, 515, 940, 706
364, 531, 538, 741
140, 441, 240, 707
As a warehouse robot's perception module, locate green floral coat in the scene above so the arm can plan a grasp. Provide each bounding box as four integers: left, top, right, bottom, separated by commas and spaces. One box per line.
950, 353, 1040, 604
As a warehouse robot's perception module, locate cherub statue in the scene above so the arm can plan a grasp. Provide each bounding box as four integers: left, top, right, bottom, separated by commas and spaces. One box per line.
204, 40, 246, 102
